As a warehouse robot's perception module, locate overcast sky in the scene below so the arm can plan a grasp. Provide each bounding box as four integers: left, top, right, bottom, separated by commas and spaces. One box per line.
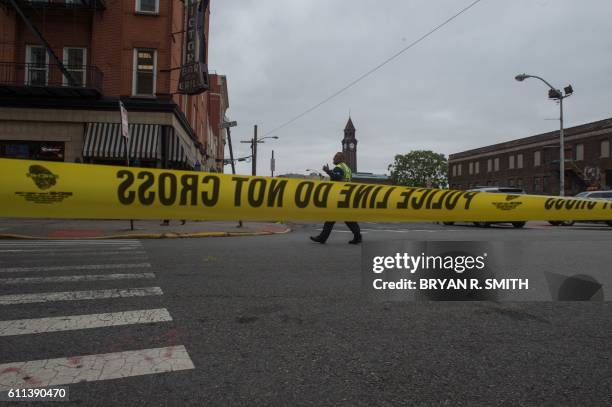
208, 0, 612, 176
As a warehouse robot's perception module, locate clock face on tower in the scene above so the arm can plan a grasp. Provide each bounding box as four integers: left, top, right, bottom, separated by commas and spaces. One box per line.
349, 142, 355, 150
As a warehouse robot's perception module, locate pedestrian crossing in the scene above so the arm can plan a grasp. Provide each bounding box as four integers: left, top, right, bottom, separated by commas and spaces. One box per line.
0, 239, 194, 392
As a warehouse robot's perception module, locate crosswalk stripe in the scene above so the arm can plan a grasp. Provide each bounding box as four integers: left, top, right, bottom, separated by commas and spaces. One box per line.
0, 240, 142, 244
0, 287, 163, 305
0, 308, 172, 337
0, 249, 146, 254
0, 345, 194, 390
0, 273, 156, 285
0, 263, 151, 273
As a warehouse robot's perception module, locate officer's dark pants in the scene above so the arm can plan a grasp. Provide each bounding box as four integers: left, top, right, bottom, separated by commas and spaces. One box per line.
318, 221, 361, 241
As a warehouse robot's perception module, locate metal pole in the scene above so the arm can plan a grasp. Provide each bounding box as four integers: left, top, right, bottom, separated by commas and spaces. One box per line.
559, 97, 565, 196
226, 127, 242, 228
252, 125, 258, 176
125, 132, 134, 231
271, 149, 274, 177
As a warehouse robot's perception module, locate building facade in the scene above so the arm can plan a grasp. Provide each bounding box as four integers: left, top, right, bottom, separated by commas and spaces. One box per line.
448, 118, 612, 195
0, 0, 226, 171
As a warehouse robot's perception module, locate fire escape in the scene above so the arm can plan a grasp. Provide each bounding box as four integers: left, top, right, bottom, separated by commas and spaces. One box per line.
0, 0, 106, 97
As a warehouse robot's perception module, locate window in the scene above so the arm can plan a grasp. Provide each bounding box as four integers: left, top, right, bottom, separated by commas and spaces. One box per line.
25, 45, 48, 86
469, 162, 473, 175
575, 143, 584, 161
534, 151, 541, 167
543, 176, 550, 193
136, 0, 158, 13
457, 164, 462, 176
509, 155, 515, 169
534, 177, 541, 193
508, 178, 514, 187
63, 47, 86, 87
133, 49, 156, 96
494, 157, 500, 172
602, 140, 610, 158
516, 178, 523, 189
517, 154, 523, 169
475, 161, 480, 174
452, 165, 456, 177
487, 159, 492, 172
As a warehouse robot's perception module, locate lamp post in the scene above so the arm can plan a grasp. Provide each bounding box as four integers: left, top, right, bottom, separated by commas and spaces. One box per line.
515, 73, 573, 196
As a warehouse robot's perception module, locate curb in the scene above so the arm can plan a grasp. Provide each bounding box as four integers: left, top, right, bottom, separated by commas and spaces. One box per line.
0, 226, 292, 240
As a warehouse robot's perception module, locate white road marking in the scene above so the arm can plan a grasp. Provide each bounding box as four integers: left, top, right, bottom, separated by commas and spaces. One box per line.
0, 249, 146, 254
0, 287, 163, 305
0, 263, 151, 273
0, 273, 156, 285
0, 346, 194, 390
0, 308, 172, 337
0, 240, 142, 244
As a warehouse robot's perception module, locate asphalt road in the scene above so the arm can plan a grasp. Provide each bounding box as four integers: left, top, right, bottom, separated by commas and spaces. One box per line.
0, 221, 611, 406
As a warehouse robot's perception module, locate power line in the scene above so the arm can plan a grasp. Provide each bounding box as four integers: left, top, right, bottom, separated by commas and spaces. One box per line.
262, 0, 486, 137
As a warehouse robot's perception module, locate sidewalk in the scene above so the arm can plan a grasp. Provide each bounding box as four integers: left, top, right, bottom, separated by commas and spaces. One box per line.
0, 218, 291, 239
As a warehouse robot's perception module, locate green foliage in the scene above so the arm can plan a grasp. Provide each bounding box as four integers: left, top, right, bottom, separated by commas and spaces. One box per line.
388, 150, 448, 188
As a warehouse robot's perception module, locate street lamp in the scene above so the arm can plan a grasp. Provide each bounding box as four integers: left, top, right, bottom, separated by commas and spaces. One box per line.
515, 73, 573, 196
240, 126, 279, 175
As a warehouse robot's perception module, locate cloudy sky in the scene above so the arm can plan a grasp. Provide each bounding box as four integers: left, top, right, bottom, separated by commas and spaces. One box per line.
208, 0, 612, 176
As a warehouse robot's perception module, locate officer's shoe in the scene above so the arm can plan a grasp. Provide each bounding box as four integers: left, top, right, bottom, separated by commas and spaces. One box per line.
348, 235, 362, 244
310, 236, 326, 244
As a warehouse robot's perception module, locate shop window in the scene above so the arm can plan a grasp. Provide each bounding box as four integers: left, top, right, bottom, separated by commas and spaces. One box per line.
136, 0, 159, 14
516, 178, 523, 189
543, 176, 550, 193
25, 45, 48, 86
601, 140, 610, 158
508, 178, 514, 187
63, 47, 86, 87
133, 49, 156, 96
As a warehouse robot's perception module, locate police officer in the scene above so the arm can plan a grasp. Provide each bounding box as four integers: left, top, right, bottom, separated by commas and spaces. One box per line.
310, 152, 362, 244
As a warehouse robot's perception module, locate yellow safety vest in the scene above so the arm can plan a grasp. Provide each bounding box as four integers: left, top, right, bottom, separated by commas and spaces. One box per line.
335, 162, 352, 181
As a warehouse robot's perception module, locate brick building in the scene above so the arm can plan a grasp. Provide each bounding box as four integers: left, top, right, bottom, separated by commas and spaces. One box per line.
0, 0, 227, 171
448, 118, 612, 195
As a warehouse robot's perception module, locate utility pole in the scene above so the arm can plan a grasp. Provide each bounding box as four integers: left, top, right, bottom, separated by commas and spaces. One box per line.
220, 120, 241, 227
271, 150, 275, 177
252, 124, 258, 176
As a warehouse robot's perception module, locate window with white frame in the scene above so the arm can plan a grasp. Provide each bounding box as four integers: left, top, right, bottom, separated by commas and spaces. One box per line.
469, 162, 473, 175
475, 161, 480, 174
133, 49, 156, 96
601, 140, 610, 158
63, 47, 86, 87
494, 157, 500, 171
136, 0, 158, 14
487, 158, 492, 172
534, 151, 541, 166
575, 143, 584, 161
509, 155, 515, 169
25, 45, 48, 86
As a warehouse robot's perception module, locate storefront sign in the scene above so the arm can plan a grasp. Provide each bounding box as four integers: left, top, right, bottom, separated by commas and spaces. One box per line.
178, 0, 209, 94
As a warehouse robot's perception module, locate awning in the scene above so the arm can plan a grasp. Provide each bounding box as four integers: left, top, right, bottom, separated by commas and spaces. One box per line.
83, 123, 161, 160
166, 127, 199, 166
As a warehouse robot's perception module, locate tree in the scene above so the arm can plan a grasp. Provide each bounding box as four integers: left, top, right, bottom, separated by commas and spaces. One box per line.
388, 150, 448, 188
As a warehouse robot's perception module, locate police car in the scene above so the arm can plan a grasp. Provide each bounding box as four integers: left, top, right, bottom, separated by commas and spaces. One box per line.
548, 190, 612, 227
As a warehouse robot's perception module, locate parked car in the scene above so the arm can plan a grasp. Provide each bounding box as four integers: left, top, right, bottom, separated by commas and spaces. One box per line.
548, 190, 612, 227
443, 187, 527, 228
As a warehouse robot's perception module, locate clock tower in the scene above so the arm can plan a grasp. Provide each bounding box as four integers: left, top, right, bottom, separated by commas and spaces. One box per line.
342, 117, 357, 172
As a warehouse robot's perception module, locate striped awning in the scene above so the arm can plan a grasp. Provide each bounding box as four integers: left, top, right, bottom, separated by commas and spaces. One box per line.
166, 127, 199, 166
83, 123, 161, 160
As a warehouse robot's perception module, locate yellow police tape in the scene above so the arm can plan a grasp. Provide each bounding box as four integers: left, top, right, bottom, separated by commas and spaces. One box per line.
0, 158, 610, 222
